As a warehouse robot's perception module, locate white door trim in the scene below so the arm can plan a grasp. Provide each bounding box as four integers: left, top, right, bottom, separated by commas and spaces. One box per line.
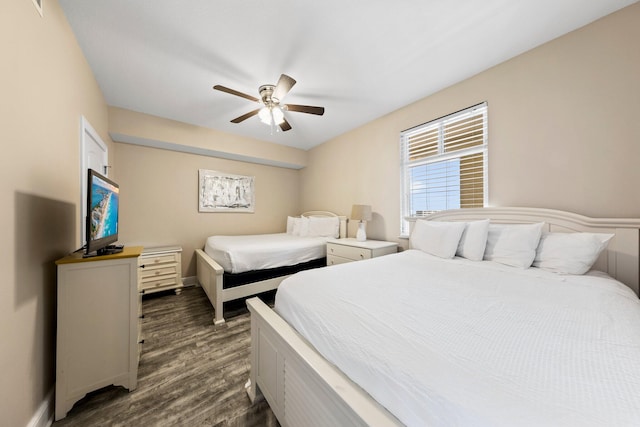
80, 116, 108, 245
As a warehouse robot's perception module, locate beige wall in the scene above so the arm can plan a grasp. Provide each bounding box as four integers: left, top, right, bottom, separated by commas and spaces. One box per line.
109, 107, 308, 169
301, 3, 640, 243
1, 1, 112, 425
113, 142, 301, 277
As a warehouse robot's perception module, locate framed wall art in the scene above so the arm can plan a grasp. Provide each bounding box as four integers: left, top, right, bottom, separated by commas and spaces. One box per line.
198, 169, 255, 213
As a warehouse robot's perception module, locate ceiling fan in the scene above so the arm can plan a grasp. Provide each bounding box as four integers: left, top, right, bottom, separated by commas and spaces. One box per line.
213, 74, 325, 132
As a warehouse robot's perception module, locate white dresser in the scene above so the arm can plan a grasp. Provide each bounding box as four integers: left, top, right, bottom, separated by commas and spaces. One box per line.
54, 246, 143, 420
326, 238, 398, 265
138, 245, 183, 295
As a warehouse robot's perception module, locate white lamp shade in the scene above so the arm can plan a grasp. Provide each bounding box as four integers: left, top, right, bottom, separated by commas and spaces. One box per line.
272, 107, 284, 124
351, 204, 372, 221
258, 107, 271, 124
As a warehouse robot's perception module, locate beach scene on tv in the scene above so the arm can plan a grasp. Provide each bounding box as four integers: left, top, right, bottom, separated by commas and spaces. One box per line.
90, 177, 119, 240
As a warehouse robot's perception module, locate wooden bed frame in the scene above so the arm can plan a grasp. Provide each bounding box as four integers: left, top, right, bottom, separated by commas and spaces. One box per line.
245, 207, 640, 427
195, 211, 347, 325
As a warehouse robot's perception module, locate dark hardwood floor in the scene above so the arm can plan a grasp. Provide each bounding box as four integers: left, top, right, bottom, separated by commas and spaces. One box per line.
53, 286, 279, 427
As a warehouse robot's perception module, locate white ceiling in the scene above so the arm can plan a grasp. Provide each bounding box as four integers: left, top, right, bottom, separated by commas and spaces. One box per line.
59, 0, 636, 151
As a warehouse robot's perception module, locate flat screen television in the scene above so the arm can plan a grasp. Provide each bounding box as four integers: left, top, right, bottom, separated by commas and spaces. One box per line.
84, 169, 122, 257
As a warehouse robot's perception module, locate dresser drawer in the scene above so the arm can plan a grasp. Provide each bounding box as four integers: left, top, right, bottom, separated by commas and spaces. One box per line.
327, 243, 371, 261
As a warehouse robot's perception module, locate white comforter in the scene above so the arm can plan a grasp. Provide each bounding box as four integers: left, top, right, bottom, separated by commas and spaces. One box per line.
204, 233, 328, 273
275, 250, 640, 427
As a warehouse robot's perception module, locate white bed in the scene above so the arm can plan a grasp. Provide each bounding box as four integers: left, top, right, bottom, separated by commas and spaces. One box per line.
246, 207, 640, 427
196, 211, 347, 324
204, 233, 331, 274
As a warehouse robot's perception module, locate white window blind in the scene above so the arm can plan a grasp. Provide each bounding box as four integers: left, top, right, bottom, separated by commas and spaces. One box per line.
400, 102, 488, 235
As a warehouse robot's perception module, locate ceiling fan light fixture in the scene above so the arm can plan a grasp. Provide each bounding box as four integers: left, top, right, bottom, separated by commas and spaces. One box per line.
214, 74, 323, 132
259, 106, 285, 126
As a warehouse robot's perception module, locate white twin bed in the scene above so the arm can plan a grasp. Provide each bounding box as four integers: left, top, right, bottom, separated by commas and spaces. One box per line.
195, 211, 347, 324
203, 233, 330, 274
246, 207, 640, 427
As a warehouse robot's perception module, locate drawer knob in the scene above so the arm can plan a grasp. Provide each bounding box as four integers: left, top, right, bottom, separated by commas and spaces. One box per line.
154, 259, 160, 263
360, 254, 364, 259
155, 271, 160, 275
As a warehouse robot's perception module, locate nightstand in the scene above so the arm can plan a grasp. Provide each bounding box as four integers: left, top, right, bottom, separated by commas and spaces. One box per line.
326, 238, 398, 266
138, 245, 184, 295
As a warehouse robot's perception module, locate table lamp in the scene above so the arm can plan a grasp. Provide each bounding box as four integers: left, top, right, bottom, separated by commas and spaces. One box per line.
351, 204, 372, 242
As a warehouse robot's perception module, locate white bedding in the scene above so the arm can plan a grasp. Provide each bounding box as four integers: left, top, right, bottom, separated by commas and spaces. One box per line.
275, 250, 640, 427
204, 233, 328, 273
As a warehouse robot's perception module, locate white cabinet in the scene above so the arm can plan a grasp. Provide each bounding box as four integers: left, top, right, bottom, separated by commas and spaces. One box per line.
138, 246, 183, 295
54, 246, 143, 421
326, 238, 398, 265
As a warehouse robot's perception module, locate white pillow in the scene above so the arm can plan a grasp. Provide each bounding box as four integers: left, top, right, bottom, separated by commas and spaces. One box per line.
286, 216, 296, 234
456, 219, 490, 261
291, 217, 309, 236
307, 216, 340, 238
483, 222, 544, 268
533, 232, 614, 275
410, 220, 466, 259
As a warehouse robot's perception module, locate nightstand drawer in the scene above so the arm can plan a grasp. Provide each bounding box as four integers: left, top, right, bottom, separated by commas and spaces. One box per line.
327, 243, 371, 261
326, 239, 397, 266
139, 253, 179, 267
140, 265, 179, 280
140, 277, 179, 292
327, 254, 354, 266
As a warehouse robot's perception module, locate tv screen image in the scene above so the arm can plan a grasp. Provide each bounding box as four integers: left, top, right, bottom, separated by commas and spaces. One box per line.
85, 169, 122, 257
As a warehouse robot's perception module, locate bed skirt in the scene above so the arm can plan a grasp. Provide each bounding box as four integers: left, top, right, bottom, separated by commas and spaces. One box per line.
223, 258, 326, 288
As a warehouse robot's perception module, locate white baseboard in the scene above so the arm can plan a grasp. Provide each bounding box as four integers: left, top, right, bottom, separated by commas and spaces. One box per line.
28, 388, 53, 427
182, 275, 198, 287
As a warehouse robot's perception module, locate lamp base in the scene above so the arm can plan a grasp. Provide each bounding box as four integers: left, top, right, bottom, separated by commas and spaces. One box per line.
356, 222, 367, 242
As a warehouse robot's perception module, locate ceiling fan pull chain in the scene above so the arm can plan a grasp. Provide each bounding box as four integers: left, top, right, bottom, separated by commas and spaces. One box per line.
270, 109, 275, 135
270, 109, 280, 135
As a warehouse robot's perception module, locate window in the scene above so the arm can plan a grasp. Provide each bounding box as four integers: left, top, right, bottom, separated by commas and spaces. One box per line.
400, 102, 488, 235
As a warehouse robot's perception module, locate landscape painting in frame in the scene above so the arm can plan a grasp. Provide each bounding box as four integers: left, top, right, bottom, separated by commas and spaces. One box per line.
199, 169, 255, 213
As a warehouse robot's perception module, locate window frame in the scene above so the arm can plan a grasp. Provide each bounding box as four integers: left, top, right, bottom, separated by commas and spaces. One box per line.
400, 102, 488, 236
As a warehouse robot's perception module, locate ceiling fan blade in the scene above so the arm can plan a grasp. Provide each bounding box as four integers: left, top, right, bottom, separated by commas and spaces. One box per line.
279, 118, 292, 132
285, 104, 325, 116
230, 108, 261, 123
272, 74, 296, 102
213, 85, 259, 103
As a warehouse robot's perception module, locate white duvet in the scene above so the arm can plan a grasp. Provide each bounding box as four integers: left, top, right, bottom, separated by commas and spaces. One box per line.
275, 250, 640, 427
204, 233, 328, 273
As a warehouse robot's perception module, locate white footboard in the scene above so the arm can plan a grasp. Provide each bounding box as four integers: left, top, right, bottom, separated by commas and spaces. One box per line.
246, 297, 401, 427
195, 249, 289, 325
195, 249, 225, 324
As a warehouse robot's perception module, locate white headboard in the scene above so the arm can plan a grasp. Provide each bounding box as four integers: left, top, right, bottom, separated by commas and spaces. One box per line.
414, 207, 640, 296
302, 211, 348, 239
